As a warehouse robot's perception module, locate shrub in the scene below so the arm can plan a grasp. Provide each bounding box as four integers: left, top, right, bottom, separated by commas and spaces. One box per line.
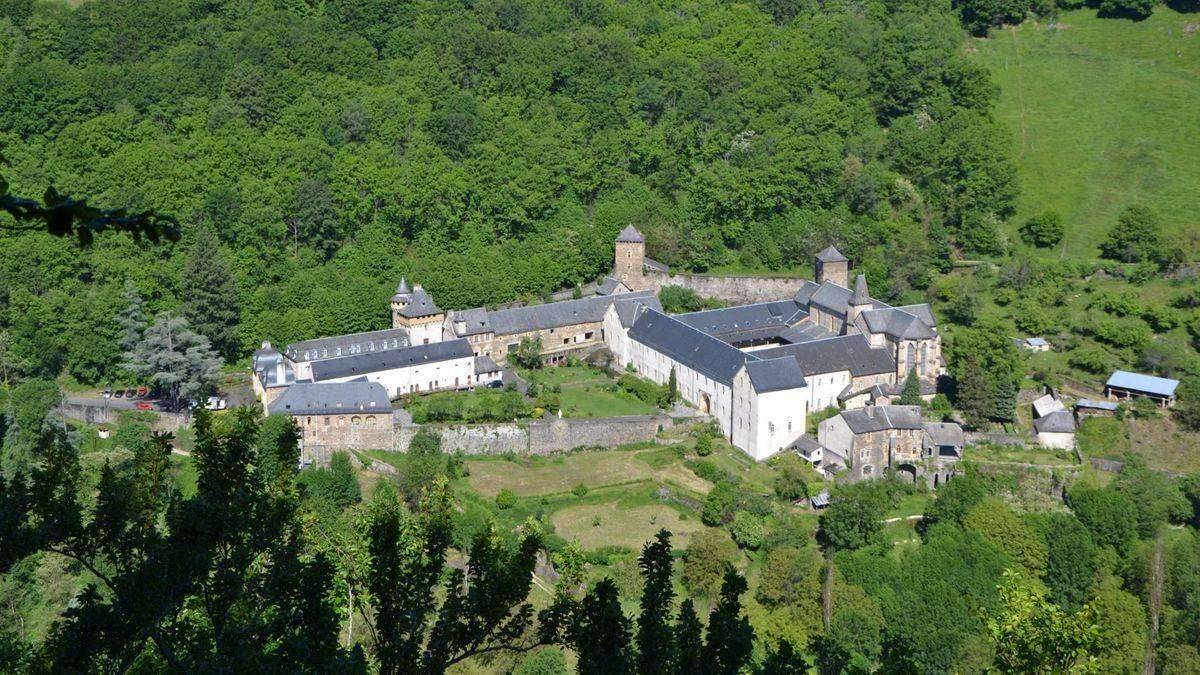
731, 511, 766, 550
495, 488, 518, 509
572, 483, 589, 497
682, 529, 738, 596
1019, 211, 1064, 248
694, 433, 713, 457
1069, 346, 1114, 374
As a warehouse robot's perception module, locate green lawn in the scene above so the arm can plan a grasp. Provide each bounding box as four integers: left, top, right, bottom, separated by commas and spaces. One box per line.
462, 446, 712, 498
523, 365, 658, 418
969, 9, 1200, 260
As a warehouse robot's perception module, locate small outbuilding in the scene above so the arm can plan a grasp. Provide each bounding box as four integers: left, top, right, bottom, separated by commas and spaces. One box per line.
1075, 398, 1118, 418
1031, 393, 1066, 419
1105, 370, 1179, 408
1033, 410, 1076, 450
1019, 337, 1052, 352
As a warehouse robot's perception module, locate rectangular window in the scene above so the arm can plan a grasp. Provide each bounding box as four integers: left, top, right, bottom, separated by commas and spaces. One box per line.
585, 332, 594, 340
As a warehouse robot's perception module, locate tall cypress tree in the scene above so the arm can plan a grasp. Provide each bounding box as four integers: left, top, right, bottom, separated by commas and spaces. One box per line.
117, 280, 148, 356
955, 354, 994, 428
899, 368, 922, 406
182, 226, 240, 360
673, 600, 704, 675
636, 529, 675, 674
574, 579, 633, 675
702, 569, 753, 675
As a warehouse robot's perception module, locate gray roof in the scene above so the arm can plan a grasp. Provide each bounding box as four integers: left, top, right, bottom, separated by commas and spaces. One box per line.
486, 291, 657, 336
268, 381, 392, 416
397, 287, 442, 318
810, 491, 831, 508
1033, 410, 1076, 434
1025, 337, 1049, 347
923, 422, 964, 448
744, 357, 807, 393
448, 307, 493, 336
474, 354, 502, 374
614, 295, 663, 328
596, 276, 626, 296
895, 304, 937, 328
809, 282, 853, 316
253, 343, 297, 388
616, 225, 645, 243
793, 280, 821, 306
1076, 398, 1118, 411
285, 328, 410, 363
310, 339, 473, 381
392, 277, 411, 299
627, 309, 751, 384
860, 307, 937, 340
1032, 393, 1066, 418
839, 405, 923, 434
1106, 371, 1179, 397
851, 275, 871, 306
815, 245, 848, 263
790, 434, 823, 453
779, 321, 836, 344
756, 334, 896, 378
643, 257, 669, 273
675, 301, 806, 343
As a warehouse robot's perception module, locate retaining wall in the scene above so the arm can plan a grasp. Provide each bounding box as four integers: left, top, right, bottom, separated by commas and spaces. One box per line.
390, 414, 666, 456
643, 271, 804, 305
60, 399, 190, 432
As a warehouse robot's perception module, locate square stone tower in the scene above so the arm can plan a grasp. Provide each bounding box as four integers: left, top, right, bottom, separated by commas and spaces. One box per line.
614, 225, 646, 290
814, 245, 849, 288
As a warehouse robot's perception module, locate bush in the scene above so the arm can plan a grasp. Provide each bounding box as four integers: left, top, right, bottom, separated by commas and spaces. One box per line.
495, 488, 518, 509
572, 483, 589, 497
682, 529, 738, 596
1069, 346, 1114, 374
773, 453, 811, 501
1019, 211, 1064, 248
694, 433, 713, 457
730, 511, 766, 550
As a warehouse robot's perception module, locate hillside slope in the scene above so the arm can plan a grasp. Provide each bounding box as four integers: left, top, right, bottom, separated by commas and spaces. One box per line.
969, 10, 1200, 260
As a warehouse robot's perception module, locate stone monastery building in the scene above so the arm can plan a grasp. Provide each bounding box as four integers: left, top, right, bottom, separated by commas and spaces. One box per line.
254, 226, 944, 462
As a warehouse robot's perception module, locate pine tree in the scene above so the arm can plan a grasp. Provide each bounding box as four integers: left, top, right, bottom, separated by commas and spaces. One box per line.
673, 600, 704, 675
702, 568, 753, 675
636, 530, 675, 674
992, 376, 1018, 424
955, 354, 994, 428
126, 312, 222, 407
573, 579, 634, 675
899, 368, 922, 406
666, 367, 678, 406
182, 226, 240, 360
116, 280, 148, 356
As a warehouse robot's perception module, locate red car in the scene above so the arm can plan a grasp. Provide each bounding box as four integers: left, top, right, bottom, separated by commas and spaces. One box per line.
136, 402, 154, 411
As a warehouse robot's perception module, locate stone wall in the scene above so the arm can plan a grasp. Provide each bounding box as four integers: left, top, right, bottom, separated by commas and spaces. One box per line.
388, 414, 666, 456
60, 399, 190, 432
642, 270, 804, 305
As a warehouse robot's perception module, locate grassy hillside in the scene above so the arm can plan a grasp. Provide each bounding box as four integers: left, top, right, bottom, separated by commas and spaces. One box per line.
969, 10, 1200, 260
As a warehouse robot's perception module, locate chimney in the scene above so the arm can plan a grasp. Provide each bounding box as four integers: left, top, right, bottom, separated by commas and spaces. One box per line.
865, 402, 875, 419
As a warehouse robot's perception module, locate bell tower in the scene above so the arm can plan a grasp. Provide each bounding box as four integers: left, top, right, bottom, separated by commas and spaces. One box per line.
614, 225, 646, 290
814, 245, 849, 288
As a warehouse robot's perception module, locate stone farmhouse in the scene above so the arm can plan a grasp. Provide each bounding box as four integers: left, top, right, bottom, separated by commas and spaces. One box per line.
254, 225, 948, 464
815, 404, 964, 488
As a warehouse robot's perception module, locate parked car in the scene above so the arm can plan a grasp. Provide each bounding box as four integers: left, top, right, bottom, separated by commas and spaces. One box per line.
136, 386, 149, 398
486, 380, 505, 389
135, 402, 154, 411
205, 396, 227, 411
113, 389, 125, 398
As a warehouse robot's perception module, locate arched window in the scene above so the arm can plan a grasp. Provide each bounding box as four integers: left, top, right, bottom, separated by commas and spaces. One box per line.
862, 465, 874, 476
906, 343, 916, 372
351, 416, 362, 424
921, 342, 930, 375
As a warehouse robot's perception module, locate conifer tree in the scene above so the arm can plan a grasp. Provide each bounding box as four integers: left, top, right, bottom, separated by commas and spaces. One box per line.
182, 226, 240, 360
991, 376, 1018, 424
702, 568, 753, 675
125, 312, 222, 407
666, 367, 678, 407
955, 353, 994, 428
116, 280, 148, 356
673, 600, 704, 675
636, 529, 675, 674
899, 368, 922, 406
573, 579, 634, 675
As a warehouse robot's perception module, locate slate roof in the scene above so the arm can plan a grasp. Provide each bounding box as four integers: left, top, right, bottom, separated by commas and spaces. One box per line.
253, 343, 296, 388
1106, 371, 1180, 397
643, 258, 669, 273
815, 245, 848, 263
923, 423, 964, 448
285, 328, 410, 363
779, 322, 836, 344
596, 276, 627, 296
391, 277, 411, 300
474, 354, 502, 374
627, 309, 751, 385
675, 301, 806, 343
486, 291, 657, 336
793, 280, 821, 306
895, 304, 937, 327
839, 405, 923, 434
616, 225, 645, 243
790, 435, 823, 454
809, 282, 853, 315
1033, 410, 1076, 434
744, 357, 807, 393
397, 288, 443, 318
851, 275, 871, 306
268, 382, 392, 416
1025, 337, 1049, 347
448, 307, 492, 336
860, 307, 937, 340
310, 339, 473, 381
755, 334, 896, 377
613, 295, 663, 328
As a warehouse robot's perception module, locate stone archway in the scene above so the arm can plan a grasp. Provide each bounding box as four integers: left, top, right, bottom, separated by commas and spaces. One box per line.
896, 463, 919, 485
700, 392, 711, 415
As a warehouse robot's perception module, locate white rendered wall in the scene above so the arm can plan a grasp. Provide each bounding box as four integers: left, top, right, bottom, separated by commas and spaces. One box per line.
407, 321, 443, 346
1035, 431, 1075, 450
316, 355, 475, 398
805, 369, 851, 412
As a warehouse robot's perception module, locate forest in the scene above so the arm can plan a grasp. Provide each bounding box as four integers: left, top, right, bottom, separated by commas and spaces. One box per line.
0, 0, 1016, 382
3, 0, 1200, 672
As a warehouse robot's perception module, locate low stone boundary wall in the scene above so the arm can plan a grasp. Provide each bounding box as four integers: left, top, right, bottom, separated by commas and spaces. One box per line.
60, 399, 190, 432
390, 414, 667, 456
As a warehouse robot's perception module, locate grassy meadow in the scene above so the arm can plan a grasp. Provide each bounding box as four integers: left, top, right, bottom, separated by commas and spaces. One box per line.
969, 9, 1200, 260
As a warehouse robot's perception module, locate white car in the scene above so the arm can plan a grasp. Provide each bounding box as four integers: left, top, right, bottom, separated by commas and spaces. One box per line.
205, 396, 227, 411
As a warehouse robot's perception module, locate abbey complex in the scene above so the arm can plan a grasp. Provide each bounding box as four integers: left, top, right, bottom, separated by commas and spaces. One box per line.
254, 227, 952, 478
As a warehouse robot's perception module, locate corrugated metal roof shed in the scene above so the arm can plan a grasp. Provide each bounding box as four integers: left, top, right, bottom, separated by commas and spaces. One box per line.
1106, 371, 1179, 397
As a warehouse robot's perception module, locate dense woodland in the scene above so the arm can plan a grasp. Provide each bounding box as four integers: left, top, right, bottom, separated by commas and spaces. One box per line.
0, 0, 1019, 380
3, 0, 1200, 672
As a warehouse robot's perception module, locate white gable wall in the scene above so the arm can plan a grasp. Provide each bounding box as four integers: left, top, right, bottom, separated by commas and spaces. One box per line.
316, 355, 476, 399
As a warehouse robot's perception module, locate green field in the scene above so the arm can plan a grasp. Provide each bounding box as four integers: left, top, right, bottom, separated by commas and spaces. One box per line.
463, 446, 712, 498
969, 9, 1200, 260
524, 366, 658, 418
